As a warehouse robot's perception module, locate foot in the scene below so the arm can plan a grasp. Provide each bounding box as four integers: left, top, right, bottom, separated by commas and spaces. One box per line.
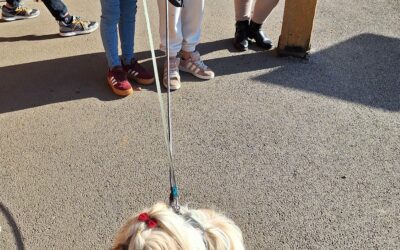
163, 57, 181, 91
107, 66, 133, 96
1, 5, 40, 21
59, 16, 98, 37
123, 59, 154, 85
179, 51, 215, 80
233, 20, 249, 51
248, 20, 273, 50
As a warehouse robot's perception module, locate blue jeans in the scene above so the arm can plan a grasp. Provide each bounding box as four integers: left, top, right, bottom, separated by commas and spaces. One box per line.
100, 0, 137, 68
7, 0, 68, 21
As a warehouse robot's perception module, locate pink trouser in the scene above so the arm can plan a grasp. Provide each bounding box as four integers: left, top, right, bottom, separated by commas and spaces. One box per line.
235, 0, 279, 24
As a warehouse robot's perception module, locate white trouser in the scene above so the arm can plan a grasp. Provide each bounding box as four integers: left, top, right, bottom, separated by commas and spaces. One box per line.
157, 0, 205, 57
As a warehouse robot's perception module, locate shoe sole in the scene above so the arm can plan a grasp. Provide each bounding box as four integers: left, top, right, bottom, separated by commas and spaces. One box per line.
233, 38, 248, 51
162, 81, 181, 90
233, 43, 248, 52
254, 41, 273, 50
130, 77, 154, 85
235, 46, 248, 52
2, 12, 40, 21
163, 85, 181, 91
179, 66, 215, 80
59, 24, 99, 37
247, 37, 273, 50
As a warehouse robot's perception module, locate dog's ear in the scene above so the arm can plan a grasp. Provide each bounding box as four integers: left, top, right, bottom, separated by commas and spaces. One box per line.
112, 217, 137, 250
194, 209, 245, 250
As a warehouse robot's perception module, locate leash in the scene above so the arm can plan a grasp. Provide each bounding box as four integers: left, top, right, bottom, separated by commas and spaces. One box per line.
142, 0, 183, 214
142, 5, 212, 249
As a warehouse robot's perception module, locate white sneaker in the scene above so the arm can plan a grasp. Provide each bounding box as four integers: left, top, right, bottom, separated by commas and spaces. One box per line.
1, 5, 40, 21
179, 51, 215, 80
163, 57, 181, 90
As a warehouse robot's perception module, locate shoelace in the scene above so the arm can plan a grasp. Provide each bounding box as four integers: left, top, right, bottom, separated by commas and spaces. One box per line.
71, 16, 88, 28
167, 60, 180, 78
164, 60, 179, 78
131, 61, 146, 75
15, 6, 30, 15
193, 58, 208, 70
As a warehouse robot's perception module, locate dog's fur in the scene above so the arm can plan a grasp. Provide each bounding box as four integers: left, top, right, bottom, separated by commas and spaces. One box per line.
112, 202, 245, 250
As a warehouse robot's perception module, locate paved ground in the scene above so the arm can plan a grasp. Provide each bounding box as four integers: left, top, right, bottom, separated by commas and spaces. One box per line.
0, 0, 399, 249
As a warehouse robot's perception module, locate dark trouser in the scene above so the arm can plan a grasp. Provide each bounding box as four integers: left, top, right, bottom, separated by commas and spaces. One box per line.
6, 0, 69, 21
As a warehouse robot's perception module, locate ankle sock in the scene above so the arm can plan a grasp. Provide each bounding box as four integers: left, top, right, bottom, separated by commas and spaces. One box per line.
235, 20, 249, 28
249, 20, 263, 31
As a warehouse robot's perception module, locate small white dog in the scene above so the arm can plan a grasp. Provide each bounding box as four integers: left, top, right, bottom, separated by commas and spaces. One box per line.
112, 202, 245, 250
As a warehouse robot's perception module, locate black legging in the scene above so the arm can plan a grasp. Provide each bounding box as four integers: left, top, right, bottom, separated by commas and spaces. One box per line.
7, 0, 69, 21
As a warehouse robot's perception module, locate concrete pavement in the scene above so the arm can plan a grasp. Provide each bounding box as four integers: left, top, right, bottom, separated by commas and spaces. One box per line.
0, 0, 399, 249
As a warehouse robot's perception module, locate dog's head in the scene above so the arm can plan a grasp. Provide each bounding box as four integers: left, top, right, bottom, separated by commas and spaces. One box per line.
112, 203, 244, 250
112, 203, 205, 250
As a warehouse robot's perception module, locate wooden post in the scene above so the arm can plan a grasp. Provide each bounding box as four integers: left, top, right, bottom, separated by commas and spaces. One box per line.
278, 0, 318, 58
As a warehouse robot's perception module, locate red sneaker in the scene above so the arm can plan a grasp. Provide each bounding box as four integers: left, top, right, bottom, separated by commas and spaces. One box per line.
123, 59, 154, 85
107, 66, 133, 96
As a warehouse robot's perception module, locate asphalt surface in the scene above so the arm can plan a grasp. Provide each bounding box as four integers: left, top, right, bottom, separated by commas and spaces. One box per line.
0, 0, 399, 249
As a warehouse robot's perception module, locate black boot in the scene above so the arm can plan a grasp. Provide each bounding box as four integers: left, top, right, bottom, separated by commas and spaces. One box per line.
233, 20, 249, 51
248, 20, 272, 50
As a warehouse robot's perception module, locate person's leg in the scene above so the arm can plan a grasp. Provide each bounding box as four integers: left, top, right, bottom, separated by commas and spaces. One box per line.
248, 0, 279, 49
2, 0, 40, 21
100, 0, 121, 69
100, 0, 133, 96
157, 0, 184, 90
252, 0, 279, 24
5, 0, 21, 7
181, 0, 204, 53
233, 0, 253, 51
234, 0, 252, 21
157, 0, 183, 57
119, 0, 154, 85
41, 0, 68, 22
39, 0, 98, 36
179, 0, 214, 80
119, 0, 137, 64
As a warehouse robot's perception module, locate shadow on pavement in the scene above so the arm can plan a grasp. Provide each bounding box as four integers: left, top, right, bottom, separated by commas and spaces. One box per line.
198, 38, 283, 76
198, 37, 268, 56
0, 52, 116, 114
0, 33, 398, 113
0, 51, 167, 114
0, 202, 25, 250
200, 34, 399, 111
0, 34, 61, 42
255, 33, 400, 111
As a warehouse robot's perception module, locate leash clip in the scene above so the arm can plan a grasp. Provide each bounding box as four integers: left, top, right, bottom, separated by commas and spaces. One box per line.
169, 186, 181, 214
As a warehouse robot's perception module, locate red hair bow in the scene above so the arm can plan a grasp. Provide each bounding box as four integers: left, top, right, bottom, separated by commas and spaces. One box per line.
138, 213, 158, 229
